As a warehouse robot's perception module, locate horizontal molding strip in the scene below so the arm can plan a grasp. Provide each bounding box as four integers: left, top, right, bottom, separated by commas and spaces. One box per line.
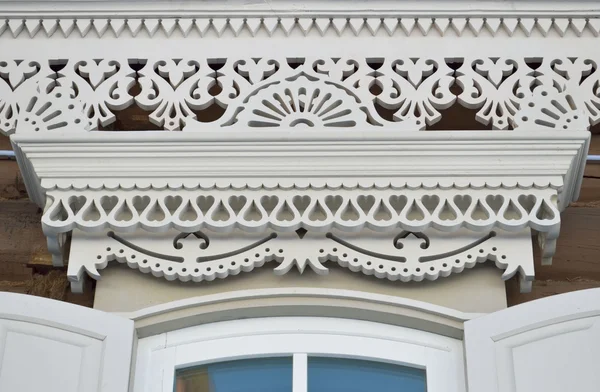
10, 129, 592, 142
1, 16, 599, 39
39, 179, 565, 192
2, 0, 600, 17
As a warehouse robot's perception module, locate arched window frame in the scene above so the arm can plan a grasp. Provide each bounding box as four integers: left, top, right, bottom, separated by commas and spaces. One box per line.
133, 316, 466, 392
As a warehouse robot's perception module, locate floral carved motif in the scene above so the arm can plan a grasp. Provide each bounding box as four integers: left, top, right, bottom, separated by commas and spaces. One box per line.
234, 75, 372, 128
0, 60, 54, 134
135, 58, 217, 131
457, 57, 536, 130
57, 58, 136, 128
17, 85, 89, 133
535, 58, 600, 127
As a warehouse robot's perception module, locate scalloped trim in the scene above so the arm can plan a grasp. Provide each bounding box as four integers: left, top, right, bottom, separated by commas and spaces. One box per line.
323, 232, 525, 282
40, 178, 564, 191
67, 227, 534, 292
1, 17, 599, 39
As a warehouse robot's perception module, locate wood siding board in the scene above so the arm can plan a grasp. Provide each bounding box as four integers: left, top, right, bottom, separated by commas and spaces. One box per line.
507, 207, 600, 305
0, 201, 45, 266
590, 134, 600, 154
0, 161, 27, 200
507, 279, 600, 306
537, 208, 600, 281
575, 177, 600, 204
0, 135, 11, 151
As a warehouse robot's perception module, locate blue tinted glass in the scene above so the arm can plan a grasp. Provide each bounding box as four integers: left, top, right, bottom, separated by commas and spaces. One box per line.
308, 357, 426, 392
175, 357, 293, 392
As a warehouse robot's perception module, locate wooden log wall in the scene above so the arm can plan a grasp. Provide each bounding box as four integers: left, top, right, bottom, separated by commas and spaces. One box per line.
1, 116, 599, 308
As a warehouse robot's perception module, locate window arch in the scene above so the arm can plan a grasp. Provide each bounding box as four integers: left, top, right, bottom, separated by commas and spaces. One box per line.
133, 317, 466, 392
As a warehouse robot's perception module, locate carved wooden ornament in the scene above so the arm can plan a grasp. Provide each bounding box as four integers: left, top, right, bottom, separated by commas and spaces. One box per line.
5, 0, 592, 292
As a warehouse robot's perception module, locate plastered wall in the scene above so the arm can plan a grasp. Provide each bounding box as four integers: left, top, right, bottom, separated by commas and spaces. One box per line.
94, 263, 507, 314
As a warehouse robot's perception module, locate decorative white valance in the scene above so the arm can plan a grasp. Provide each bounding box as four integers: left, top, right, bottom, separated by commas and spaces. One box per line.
4, 0, 593, 292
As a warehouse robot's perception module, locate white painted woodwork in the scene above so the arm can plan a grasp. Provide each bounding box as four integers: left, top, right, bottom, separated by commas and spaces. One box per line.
0, 3, 597, 389
67, 226, 535, 292
0, 292, 134, 392
0, 1, 599, 40
0, 283, 596, 392
2, 0, 592, 292
12, 127, 588, 292
464, 288, 600, 392
123, 287, 482, 339
131, 288, 600, 392
133, 316, 466, 392
292, 353, 308, 392
1, 55, 595, 135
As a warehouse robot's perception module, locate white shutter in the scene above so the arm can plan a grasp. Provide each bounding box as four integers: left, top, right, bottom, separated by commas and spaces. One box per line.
0, 292, 134, 392
464, 288, 600, 392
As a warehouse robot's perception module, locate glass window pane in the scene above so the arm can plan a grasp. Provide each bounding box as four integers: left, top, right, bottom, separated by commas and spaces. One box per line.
175, 357, 293, 392
308, 357, 426, 392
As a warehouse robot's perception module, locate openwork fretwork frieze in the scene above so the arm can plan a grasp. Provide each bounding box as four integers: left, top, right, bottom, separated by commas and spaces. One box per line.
43, 189, 560, 235
0, 55, 596, 135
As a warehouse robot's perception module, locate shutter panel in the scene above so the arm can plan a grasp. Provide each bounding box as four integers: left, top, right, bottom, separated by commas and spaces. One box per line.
464, 288, 600, 392
0, 292, 134, 392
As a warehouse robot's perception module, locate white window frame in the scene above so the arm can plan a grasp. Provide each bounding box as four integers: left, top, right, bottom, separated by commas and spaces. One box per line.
133, 316, 466, 392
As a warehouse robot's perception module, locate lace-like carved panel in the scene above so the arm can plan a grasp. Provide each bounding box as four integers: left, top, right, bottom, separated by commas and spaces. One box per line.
2, 56, 597, 135
68, 227, 534, 292
42, 189, 561, 236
